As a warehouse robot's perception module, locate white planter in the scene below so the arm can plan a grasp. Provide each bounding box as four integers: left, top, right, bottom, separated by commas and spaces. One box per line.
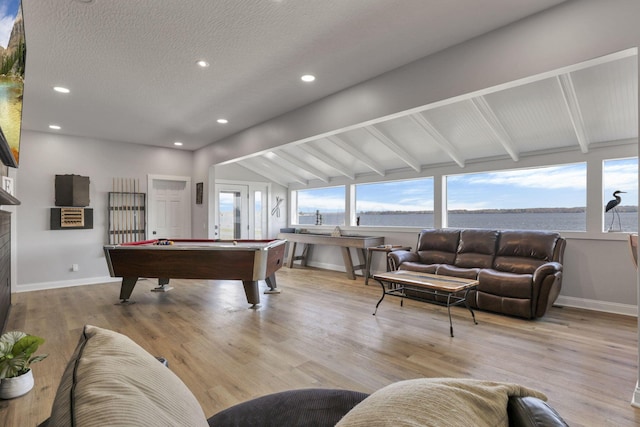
0, 369, 34, 399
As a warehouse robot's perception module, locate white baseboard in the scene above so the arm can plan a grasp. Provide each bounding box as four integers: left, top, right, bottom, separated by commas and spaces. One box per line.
553, 295, 637, 317
14, 276, 120, 293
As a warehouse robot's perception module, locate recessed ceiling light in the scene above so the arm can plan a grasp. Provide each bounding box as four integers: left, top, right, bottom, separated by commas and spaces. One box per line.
300, 74, 316, 82
53, 86, 70, 93
49, 125, 61, 130
217, 118, 228, 124
196, 60, 209, 68
173, 141, 183, 146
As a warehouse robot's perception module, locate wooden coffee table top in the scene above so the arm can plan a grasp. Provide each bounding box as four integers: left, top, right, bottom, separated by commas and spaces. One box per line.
373, 270, 478, 292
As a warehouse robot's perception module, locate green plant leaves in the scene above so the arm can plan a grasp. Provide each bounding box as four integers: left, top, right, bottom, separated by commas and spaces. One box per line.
0, 332, 47, 379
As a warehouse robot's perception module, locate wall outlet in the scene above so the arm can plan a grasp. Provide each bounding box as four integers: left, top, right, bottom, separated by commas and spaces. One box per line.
72, 264, 79, 272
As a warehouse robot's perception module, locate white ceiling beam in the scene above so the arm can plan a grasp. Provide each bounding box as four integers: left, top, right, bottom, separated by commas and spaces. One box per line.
241, 157, 307, 186
364, 125, 421, 172
235, 160, 290, 187
267, 151, 329, 183
297, 144, 356, 180
409, 113, 465, 168
471, 96, 519, 161
557, 73, 589, 153
326, 135, 386, 176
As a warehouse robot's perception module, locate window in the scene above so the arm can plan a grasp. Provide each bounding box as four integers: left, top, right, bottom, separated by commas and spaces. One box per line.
603, 157, 638, 232
295, 186, 345, 225
446, 163, 587, 231
355, 178, 434, 227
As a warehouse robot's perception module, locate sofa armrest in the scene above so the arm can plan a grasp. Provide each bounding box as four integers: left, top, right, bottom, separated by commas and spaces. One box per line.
508, 396, 568, 427
532, 262, 563, 318
532, 261, 562, 283
387, 250, 418, 270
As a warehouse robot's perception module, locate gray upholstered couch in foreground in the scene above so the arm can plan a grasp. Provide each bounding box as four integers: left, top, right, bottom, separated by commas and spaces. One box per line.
39, 325, 568, 426
388, 229, 565, 319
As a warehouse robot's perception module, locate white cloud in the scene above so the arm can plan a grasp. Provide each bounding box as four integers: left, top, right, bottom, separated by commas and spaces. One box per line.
461, 166, 587, 190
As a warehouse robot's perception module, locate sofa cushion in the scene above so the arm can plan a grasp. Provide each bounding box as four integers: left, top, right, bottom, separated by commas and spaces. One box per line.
416, 229, 460, 265
336, 378, 546, 427
454, 229, 498, 269
494, 231, 559, 274
398, 262, 438, 273
48, 325, 208, 427
436, 264, 480, 279
478, 269, 533, 299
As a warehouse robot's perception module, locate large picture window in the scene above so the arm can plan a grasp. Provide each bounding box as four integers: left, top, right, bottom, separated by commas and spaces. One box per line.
603, 157, 638, 232
446, 163, 587, 231
295, 186, 345, 225
355, 178, 434, 227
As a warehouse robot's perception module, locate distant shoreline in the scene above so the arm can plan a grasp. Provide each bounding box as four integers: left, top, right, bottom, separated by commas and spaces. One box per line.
299, 206, 638, 216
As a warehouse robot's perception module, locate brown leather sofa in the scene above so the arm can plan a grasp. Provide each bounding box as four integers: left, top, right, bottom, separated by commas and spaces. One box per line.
388, 229, 565, 319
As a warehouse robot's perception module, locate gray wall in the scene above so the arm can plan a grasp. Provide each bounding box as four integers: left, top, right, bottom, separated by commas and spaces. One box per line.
14, 130, 193, 290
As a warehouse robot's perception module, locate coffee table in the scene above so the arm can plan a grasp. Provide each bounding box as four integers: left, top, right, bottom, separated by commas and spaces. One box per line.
373, 270, 478, 337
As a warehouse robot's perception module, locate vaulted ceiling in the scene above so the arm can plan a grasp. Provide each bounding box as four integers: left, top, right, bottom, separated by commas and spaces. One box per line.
229, 52, 638, 187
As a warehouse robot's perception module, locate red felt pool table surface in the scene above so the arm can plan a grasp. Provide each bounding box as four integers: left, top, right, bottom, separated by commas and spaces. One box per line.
103, 239, 286, 307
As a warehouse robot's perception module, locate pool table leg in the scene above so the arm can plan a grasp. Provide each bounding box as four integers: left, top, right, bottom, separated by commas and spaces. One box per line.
119, 277, 139, 303
242, 280, 261, 308
263, 274, 280, 294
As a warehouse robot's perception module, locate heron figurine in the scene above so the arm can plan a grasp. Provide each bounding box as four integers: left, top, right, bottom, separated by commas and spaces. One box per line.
605, 190, 626, 231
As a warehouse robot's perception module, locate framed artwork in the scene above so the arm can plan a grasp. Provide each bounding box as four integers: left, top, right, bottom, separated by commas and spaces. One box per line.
196, 182, 203, 204
0, 0, 25, 168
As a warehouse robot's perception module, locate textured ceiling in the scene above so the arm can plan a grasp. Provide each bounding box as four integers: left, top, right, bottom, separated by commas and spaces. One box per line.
21, 0, 566, 152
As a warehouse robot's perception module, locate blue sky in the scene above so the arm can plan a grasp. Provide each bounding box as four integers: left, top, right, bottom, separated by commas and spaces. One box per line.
297, 158, 638, 212
0, 0, 20, 49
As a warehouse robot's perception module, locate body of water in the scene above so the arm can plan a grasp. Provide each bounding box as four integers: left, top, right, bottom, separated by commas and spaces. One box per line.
299, 211, 638, 232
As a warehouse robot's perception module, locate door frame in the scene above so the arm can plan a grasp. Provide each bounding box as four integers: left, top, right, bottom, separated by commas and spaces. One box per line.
147, 174, 192, 239
214, 179, 270, 240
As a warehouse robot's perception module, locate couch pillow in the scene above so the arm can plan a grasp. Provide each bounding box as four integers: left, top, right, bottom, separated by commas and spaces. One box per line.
336, 378, 546, 427
48, 325, 208, 427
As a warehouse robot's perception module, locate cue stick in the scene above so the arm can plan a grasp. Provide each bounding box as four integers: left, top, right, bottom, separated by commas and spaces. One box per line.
118, 178, 123, 244
111, 178, 114, 244
132, 179, 136, 240
116, 178, 120, 244
137, 178, 141, 240
127, 178, 133, 242
114, 178, 118, 244
125, 178, 129, 242
130, 178, 134, 241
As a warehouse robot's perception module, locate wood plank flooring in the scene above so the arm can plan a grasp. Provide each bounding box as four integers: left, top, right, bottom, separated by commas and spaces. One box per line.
0, 266, 639, 426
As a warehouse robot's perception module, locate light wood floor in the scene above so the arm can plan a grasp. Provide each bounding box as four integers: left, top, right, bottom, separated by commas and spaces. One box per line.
0, 266, 639, 426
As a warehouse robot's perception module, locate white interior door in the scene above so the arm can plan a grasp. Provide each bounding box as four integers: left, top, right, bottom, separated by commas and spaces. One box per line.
148, 175, 191, 239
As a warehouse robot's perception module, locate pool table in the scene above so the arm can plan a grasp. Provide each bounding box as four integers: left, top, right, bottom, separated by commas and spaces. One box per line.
103, 239, 286, 307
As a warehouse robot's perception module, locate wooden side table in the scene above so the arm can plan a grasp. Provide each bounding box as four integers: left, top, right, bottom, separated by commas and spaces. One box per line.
364, 245, 411, 285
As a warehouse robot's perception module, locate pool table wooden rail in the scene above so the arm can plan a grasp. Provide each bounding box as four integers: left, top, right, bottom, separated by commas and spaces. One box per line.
103, 239, 286, 307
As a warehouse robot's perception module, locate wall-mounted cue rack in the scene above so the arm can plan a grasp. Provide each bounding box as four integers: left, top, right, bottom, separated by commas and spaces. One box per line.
108, 178, 145, 244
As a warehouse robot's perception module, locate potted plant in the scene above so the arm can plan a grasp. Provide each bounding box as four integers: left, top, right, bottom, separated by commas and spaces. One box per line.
0, 331, 48, 399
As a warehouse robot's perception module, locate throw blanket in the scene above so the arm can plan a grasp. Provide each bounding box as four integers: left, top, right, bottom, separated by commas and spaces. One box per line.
336, 378, 547, 427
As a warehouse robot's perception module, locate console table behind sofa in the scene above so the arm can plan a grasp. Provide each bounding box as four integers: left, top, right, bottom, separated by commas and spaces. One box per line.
388, 229, 565, 319
277, 232, 384, 280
